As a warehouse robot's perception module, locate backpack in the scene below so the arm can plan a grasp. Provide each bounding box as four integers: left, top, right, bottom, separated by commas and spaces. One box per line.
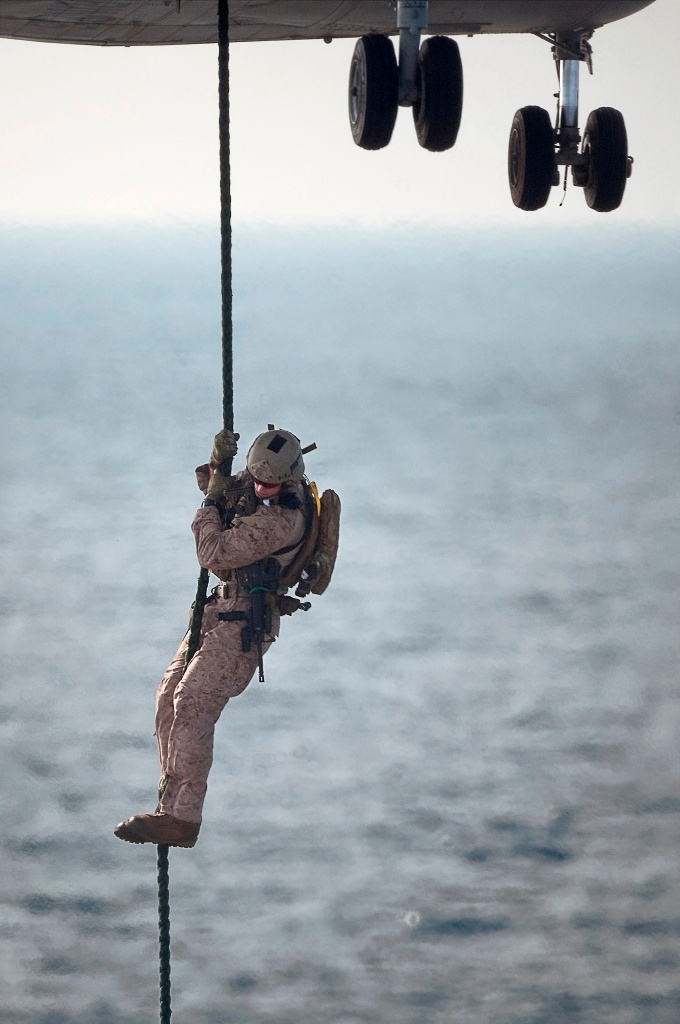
278, 480, 341, 609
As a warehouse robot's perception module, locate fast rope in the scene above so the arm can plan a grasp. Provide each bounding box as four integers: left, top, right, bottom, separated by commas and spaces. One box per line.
157, 2, 233, 1021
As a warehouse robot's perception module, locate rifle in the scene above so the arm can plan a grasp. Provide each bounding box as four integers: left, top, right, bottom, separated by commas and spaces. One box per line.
218, 557, 280, 682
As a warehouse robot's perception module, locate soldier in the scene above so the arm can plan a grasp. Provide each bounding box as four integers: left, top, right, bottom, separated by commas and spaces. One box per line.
114, 427, 308, 848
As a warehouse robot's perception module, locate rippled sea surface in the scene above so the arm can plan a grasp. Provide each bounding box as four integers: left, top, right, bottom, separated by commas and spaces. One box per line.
1, 224, 680, 1023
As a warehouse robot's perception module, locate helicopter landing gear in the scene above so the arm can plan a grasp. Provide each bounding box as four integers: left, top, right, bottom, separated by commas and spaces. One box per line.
508, 105, 556, 211
508, 31, 631, 212
348, 2, 463, 153
348, 33, 399, 150
581, 106, 630, 212
413, 34, 463, 152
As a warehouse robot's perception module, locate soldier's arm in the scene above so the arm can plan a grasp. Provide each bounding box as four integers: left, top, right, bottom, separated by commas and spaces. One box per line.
191, 504, 299, 572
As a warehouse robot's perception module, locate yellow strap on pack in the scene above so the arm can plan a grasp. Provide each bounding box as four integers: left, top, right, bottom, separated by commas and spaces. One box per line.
308, 480, 322, 518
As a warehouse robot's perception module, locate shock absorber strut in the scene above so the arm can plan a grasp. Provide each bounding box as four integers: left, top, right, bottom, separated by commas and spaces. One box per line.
553, 31, 591, 185
395, 0, 428, 105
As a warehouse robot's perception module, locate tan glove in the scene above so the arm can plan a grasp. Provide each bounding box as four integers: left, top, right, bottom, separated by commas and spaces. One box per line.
210, 429, 239, 468
204, 469, 258, 516
205, 468, 240, 504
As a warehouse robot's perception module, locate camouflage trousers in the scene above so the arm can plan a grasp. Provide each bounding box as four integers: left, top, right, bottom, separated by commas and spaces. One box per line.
155, 597, 273, 823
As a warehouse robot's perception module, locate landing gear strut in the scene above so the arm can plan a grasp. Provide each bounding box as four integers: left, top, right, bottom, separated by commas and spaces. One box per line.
348, 1, 463, 153
508, 31, 632, 212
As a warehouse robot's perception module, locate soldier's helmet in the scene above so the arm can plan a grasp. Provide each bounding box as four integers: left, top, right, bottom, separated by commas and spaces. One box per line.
246, 428, 305, 484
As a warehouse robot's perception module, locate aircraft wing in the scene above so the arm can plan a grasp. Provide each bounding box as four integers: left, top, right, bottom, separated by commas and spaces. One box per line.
0, 1, 655, 46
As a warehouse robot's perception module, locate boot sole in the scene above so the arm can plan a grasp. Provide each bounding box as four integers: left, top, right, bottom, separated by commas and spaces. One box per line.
114, 828, 197, 848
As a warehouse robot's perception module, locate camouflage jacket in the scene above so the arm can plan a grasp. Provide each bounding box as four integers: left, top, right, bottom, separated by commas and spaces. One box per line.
191, 467, 307, 576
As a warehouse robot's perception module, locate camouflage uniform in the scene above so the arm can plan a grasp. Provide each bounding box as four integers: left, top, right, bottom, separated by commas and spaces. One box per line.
155, 473, 306, 824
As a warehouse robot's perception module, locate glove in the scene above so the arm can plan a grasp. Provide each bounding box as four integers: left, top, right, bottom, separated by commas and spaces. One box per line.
205, 467, 238, 503
210, 429, 239, 468
205, 468, 258, 517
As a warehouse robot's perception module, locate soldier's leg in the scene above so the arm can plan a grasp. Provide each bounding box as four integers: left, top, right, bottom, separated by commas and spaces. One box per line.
154, 601, 223, 779
155, 641, 188, 774
159, 622, 262, 823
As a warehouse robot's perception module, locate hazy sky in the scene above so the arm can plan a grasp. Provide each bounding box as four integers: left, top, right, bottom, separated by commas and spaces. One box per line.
0, 0, 676, 225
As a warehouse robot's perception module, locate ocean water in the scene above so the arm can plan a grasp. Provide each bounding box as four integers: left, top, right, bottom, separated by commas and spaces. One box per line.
1, 223, 680, 1023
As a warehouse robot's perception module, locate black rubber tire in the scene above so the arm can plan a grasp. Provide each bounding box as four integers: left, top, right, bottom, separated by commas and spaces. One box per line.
348, 34, 398, 150
508, 106, 555, 211
413, 35, 463, 152
582, 107, 628, 212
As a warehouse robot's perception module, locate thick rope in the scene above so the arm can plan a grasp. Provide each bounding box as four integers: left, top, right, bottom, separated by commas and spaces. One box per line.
219, 0, 234, 436
157, 3, 233, 1021
157, 844, 171, 1024
185, 0, 233, 669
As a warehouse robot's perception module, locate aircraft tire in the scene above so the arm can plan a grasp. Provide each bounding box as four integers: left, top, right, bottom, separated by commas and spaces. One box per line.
582, 107, 628, 212
413, 36, 463, 152
348, 34, 398, 150
508, 106, 554, 211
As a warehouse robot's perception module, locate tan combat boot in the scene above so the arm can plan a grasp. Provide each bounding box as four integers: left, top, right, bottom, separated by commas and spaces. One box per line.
114, 812, 200, 848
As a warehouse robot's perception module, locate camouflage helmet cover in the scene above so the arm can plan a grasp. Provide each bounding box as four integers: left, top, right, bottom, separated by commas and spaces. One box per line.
246, 428, 305, 484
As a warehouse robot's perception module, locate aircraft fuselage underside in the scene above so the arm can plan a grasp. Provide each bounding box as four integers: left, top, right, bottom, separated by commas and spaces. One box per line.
0, 2, 655, 46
